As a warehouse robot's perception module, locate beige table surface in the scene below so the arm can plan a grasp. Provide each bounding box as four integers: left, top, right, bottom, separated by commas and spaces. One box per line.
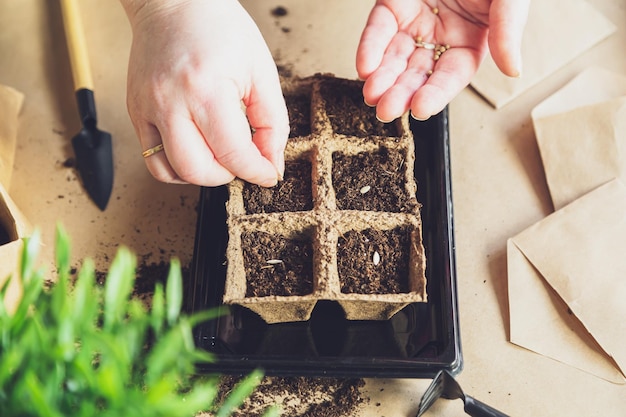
2, 1, 626, 416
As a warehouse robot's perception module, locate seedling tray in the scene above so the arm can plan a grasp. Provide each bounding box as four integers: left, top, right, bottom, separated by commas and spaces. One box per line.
184, 108, 462, 379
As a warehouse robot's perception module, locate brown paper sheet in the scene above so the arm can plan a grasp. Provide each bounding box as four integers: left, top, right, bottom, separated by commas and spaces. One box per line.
0, 84, 24, 189
534, 97, 626, 210
510, 179, 626, 383
532, 68, 626, 210
0, 84, 29, 313
0, 182, 31, 313
471, 0, 616, 108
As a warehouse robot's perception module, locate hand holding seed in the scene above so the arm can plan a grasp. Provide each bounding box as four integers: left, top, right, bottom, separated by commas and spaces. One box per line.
120, 0, 289, 187
356, 0, 530, 122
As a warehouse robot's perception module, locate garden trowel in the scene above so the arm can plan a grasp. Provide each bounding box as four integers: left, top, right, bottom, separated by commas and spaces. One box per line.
60, 0, 113, 211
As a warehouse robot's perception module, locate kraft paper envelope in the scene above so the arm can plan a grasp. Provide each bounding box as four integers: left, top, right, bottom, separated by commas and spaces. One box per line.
509, 179, 626, 383
532, 67, 626, 119
532, 68, 626, 210
471, 0, 616, 108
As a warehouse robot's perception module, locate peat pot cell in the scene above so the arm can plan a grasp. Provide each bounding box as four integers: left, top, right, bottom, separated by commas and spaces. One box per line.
285, 93, 312, 138
319, 79, 399, 137
243, 158, 313, 214
242, 230, 314, 297
337, 227, 411, 295
332, 147, 417, 213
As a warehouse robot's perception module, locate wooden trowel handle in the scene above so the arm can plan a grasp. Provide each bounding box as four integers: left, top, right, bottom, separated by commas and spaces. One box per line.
60, 0, 94, 92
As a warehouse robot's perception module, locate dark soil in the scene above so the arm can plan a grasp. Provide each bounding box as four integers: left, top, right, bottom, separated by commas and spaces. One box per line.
243, 158, 313, 214
270, 6, 288, 17
332, 146, 417, 213
242, 230, 314, 297
319, 78, 399, 137
216, 376, 366, 417
337, 227, 411, 294
88, 259, 190, 304
285, 93, 312, 138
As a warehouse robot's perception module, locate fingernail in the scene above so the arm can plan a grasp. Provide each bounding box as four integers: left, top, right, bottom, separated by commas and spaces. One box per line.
376, 114, 393, 123
364, 98, 375, 107
512, 52, 523, 78
274, 151, 285, 181
410, 112, 430, 122
263, 177, 279, 188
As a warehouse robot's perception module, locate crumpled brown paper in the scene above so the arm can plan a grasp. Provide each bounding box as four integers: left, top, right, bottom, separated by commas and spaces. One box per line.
509, 179, 626, 383
0, 84, 30, 313
532, 67, 626, 210
471, 0, 616, 108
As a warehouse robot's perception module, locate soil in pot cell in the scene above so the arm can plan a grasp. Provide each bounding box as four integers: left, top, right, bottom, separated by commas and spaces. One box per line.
332, 146, 417, 213
242, 229, 314, 297
285, 92, 312, 138
337, 227, 412, 295
243, 157, 313, 214
319, 78, 399, 138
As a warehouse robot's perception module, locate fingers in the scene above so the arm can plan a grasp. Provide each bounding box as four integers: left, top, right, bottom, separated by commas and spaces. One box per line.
193, 82, 281, 188
361, 31, 421, 112
137, 119, 236, 186
410, 47, 481, 120
137, 123, 182, 184
135, 95, 283, 188
371, 44, 484, 121
488, 0, 531, 77
246, 69, 290, 180
356, 4, 399, 80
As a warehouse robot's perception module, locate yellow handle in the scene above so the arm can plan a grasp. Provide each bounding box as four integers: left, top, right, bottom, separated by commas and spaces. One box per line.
60, 0, 93, 91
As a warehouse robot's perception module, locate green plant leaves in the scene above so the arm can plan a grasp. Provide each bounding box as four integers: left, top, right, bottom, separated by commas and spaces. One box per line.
103, 246, 136, 330
0, 224, 274, 417
216, 369, 264, 417
166, 257, 183, 325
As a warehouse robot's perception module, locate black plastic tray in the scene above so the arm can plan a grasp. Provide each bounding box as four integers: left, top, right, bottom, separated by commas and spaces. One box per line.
184, 108, 462, 378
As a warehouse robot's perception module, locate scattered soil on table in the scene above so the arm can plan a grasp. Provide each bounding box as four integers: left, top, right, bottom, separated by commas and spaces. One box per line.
215, 376, 367, 417
337, 227, 411, 294
243, 158, 313, 214
61, 157, 76, 168
87, 257, 190, 305
332, 146, 417, 213
320, 79, 398, 137
271, 6, 288, 17
242, 230, 314, 297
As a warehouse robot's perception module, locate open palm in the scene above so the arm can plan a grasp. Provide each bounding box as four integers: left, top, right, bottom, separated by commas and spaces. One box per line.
356, 0, 529, 121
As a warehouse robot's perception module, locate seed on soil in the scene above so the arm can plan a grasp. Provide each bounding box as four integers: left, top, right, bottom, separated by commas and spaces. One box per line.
360, 185, 371, 194
266, 259, 284, 265
373, 251, 381, 265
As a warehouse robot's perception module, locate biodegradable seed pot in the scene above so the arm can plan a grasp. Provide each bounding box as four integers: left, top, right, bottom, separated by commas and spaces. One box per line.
223, 75, 427, 324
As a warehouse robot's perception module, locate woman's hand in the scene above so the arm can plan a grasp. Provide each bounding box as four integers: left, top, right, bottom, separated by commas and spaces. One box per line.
121, 0, 288, 187
356, 0, 530, 121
